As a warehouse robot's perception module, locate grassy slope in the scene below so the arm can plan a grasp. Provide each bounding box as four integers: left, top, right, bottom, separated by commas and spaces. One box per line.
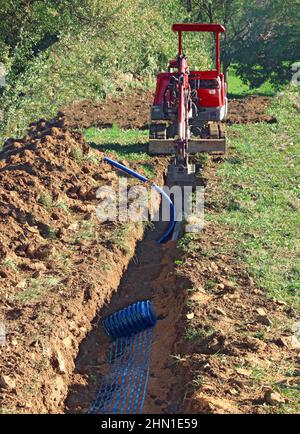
85, 126, 159, 180
212, 87, 300, 310
197, 86, 300, 413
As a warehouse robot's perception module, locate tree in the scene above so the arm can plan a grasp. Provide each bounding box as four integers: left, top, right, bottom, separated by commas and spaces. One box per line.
181, 0, 300, 87
232, 0, 300, 87
181, 1, 247, 76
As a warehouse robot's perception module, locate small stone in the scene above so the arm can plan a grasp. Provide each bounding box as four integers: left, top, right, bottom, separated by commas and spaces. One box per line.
256, 308, 267, 316
225, 293, 240, 301
215, 307, 226, 316
16, 280, 27, 289
228, 388, 239, 396
258, 315, 273, 327
68, 222, 79, 231
51, 350, 67, 374
63, 336, 73, 350
210, 262, 219, 272
31, 262, 47, 272
220, 278, 237, 292
0, 374, 16, 390
276, 337, 290, 348
245, 337, 267, 351
186, 312, 194, 320
25, 244, 36, 258
291, 336, 300, 350
236, 367, 252, 377
264, 389, 285, 406
274, 299, 287, 306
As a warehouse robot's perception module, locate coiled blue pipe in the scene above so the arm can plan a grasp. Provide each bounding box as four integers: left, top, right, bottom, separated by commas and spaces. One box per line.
103, 156, 175, 243
103, 300, 157, 339
90, 301, 156, 414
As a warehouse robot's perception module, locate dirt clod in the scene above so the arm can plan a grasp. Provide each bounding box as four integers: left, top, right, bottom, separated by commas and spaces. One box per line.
0, 104, 165, 413
0, 374, 16, 390
226, 96, 277, 125
264, 389, 285, 406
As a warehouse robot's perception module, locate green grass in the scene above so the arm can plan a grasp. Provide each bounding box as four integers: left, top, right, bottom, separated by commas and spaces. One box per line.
15, 276, 62, 304
275, 384, 300, 414
209, 87, 300, 309
38, 193, 53, 210
109, 222, 139, 255
3, 259, 18, 271
84, 125, 150, 161
140, 163, 156, 179
227, 66, 276, 98
185, 325, 215, 342
73, 220, 97, 244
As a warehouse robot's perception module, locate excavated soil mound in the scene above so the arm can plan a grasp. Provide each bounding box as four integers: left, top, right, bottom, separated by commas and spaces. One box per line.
62, 89, 154, 130
62, 91, 276, 131
0, 113, 163, 413
177, 159, 298, 414
0, 114, 114, 293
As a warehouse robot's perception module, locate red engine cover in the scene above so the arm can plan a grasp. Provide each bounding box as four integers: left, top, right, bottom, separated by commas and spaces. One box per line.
154, 70, 226, 109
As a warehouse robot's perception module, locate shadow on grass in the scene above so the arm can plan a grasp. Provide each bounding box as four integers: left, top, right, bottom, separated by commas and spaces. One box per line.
89, 141, 148, 155
228, 90, 275, 99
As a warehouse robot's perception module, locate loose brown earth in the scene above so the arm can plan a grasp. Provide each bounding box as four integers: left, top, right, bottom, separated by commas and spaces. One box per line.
62, 91, 277, 131
226, 96, 277, 125
1, 89, 295, 415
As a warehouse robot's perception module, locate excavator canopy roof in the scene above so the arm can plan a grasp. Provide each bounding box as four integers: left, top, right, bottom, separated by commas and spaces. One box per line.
172, 23, 226, 33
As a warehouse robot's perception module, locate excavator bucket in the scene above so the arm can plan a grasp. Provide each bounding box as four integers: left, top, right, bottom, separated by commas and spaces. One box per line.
148, 137, 226, 156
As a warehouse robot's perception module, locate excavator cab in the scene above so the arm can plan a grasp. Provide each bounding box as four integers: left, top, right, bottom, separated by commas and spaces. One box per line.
148, 23, 227, 156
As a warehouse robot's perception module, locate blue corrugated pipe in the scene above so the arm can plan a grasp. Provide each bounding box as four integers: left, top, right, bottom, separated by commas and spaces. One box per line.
103, 157, 175, 243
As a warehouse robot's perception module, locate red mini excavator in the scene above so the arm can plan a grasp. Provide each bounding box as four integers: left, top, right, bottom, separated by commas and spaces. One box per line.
148, 23, 227, 184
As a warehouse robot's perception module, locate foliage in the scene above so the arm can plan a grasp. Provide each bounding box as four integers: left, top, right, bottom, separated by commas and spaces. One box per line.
232, 0, 300, 88
0, 0, 210, 142
181, 0, 300, 87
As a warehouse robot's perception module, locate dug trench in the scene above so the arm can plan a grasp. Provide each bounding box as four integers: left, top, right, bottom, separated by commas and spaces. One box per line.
64, 225, 191, 414
0, 103, 194, 414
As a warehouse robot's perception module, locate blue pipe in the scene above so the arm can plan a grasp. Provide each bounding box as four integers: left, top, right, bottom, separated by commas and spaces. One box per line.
103, 157, 175, 243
